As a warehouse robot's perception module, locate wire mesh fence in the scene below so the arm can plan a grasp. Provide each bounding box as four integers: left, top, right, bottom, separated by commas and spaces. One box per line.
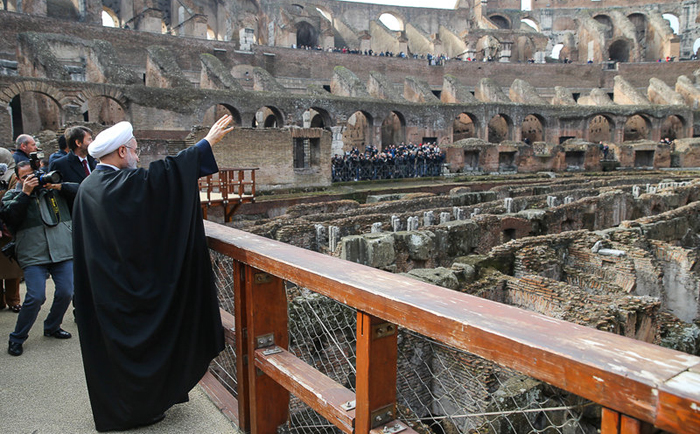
208, 249, 599, 434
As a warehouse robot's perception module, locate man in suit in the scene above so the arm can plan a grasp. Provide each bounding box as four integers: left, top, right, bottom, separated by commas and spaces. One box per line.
48, 126, 97, 184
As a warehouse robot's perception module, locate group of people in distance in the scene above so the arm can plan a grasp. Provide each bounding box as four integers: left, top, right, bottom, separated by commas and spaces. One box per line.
332, 142, 445, 182
3, 116, 235, 432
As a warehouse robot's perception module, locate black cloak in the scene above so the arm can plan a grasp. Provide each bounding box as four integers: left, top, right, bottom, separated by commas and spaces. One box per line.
72, 141, 224, 432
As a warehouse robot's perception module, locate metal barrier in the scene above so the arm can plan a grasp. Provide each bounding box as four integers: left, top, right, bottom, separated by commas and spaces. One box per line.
201, 221, 700, 434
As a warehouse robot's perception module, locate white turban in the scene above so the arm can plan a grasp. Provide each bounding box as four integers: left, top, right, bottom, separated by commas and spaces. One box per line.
89, 121, 133, 159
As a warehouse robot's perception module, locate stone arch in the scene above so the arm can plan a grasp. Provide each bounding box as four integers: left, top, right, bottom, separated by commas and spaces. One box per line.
593, 14, 614, 39
608, 39, 632, 63
315, 6, 333, 23
1, 82, 68, 139
453, 112, 479, 141
102, 6, 119, 27
489, 15, 511, 30
624, 114, 652, 141
522, 114, 545, 143
253, 106, 284, 128
304, 107, 333, 129
520, 17, 539, 32
627, 13, 647, 43
204, 104, 242, 127
378, 12, 404, 31
380, 111, 405, 149
488, 114, 512, 144
296, 20, 319, 47
343, 110, 374, 150
693, 38, 700, 57
660, 115, 685, 141
662, 13, 679, 34
587, 114, 614, 143
514, 35, 535, 62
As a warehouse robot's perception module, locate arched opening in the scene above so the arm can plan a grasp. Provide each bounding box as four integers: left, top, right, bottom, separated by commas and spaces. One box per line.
47, 0, 79, 20
693, 38, 700, 58
379, 13, 402, 31
608, 39, 631, 63
316, 7, 332, 22
9, 92, 61, 138
303, 107, 332, 129
594, 15, 614, 39
488, 114, 512, 144
207, 26, 216, 40
102, 7, 119, 27
86, 96, 126, 125
660, 115, 684, 141
623, 114, 651, 141
521, 18, 538, 32
522, 114, 545, 143
343, 111, 373, 151
380, 111, 405, 149
489, 15, 510, 30
627, 13, 647, 43
296, 21, 318, 48
253, 106, 283, 128
453, 113, 478, 141
588, 114, 613, 143
551, 43, 564, 60
204, 104, 241, 128
662, 13, 679, 35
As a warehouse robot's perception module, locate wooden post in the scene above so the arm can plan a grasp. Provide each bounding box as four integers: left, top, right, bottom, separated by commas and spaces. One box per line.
233, 260, 250, 432
601, 408, 621, 433
355, 312, 398, 434
244, 264, 289, 434
602, 409, 648, 434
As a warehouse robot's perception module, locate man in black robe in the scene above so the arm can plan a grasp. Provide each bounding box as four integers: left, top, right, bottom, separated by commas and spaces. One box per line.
72, 115, 233, 432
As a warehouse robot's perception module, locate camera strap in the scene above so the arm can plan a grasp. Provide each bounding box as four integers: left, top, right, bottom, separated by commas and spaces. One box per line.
36, 190, 60, 227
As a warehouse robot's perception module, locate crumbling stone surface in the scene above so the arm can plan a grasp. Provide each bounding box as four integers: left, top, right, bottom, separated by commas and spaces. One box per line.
551, 86, 577, 106
368, 71, 404, 102
401, 267, 460, 290
403, 75, 440, 103
578, 88, 614, 106
675, 75, 700, 109
331, 65, 369, 98
252, 66, 286, 92
199, 53, 243, 91
509, 79, 547, 105
441, 74, 478, 104
475, 77, 510, 103
613, 75, 649, 105
146, 45, 193, 89
648, 77, 684, 106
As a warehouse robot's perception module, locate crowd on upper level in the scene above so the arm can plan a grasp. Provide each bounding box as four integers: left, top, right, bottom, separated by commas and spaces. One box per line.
332, 142, 446, 182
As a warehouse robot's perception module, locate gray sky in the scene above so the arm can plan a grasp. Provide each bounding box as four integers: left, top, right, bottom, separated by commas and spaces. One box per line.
339, 0, 458, 9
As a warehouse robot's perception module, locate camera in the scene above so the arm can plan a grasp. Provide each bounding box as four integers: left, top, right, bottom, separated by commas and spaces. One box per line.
28, 152, 62, 186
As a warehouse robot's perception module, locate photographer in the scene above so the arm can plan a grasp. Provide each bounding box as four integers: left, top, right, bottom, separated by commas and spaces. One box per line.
3, 160, 78, 356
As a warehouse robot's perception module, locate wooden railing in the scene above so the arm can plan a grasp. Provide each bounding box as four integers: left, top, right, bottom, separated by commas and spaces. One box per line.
202, 221, 700, 434
199, 168, 257, 222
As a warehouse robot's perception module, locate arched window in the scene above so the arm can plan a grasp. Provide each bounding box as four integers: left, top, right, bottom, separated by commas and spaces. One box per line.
379, 13, 402, 31
102, 8, 118, 27
662, 13, 679, 34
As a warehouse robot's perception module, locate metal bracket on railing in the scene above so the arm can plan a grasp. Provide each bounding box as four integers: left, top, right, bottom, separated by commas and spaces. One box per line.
256, 333, 275, 348
371, 405, 394, 428
262, 346, 282, 356
372, 323, 396, 340
382, 422, 407, 434
341, 400, 356, 411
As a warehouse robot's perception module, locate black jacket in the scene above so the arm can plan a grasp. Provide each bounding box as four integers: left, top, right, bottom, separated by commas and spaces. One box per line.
48, 152, 97, 184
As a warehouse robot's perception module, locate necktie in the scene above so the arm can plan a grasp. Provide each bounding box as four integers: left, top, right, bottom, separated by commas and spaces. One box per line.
82, 159, 90, 176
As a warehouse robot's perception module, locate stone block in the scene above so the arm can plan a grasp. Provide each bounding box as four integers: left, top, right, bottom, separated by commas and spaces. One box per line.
435, 219, 480, 257
395, 231, 435, 261
340, 233, 395, 268
402, 267, 460, 290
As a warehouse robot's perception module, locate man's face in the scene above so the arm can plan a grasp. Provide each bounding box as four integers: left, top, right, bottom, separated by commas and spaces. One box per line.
21, 138, 37, 154
77, 133, 93, 152
17, 165, 33, 187
124, 138, 140, 170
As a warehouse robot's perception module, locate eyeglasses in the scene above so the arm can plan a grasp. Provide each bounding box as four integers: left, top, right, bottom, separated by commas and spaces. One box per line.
124, 145, 141, 157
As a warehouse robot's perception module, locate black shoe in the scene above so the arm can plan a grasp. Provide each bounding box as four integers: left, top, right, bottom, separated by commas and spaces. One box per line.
8, 341, 22, 356
44, 328, 71, 339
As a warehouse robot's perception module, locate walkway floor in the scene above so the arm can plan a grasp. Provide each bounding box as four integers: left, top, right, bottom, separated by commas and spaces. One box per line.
0, 280, 238, 433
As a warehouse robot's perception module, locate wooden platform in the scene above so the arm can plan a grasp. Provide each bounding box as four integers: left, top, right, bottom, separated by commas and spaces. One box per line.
199, 168, 257, 222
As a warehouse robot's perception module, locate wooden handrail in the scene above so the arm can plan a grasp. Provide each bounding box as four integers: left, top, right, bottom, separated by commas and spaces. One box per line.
204, 221, 700, 433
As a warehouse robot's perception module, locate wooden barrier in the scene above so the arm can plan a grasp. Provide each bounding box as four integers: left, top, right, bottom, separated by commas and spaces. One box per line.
203, 221, 700, 434
199, 168, 257, 222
